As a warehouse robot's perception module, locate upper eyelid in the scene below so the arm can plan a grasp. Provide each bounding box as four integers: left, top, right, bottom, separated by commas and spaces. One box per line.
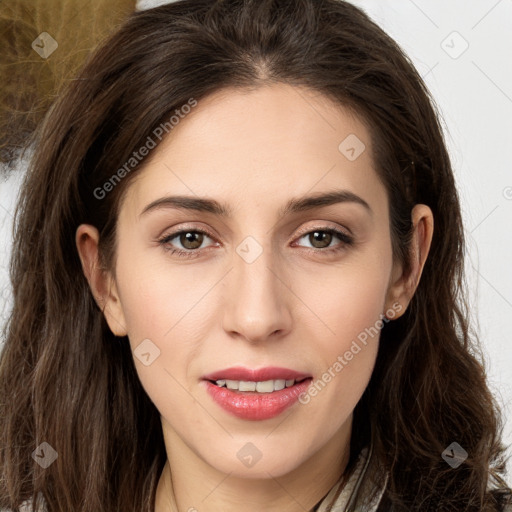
294, 223, 352, 238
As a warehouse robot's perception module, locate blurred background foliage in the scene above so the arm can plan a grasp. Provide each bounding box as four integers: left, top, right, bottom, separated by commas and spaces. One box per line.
0, 0, 136, 169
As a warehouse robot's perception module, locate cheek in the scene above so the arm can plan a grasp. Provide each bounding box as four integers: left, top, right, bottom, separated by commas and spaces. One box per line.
294, 252, 391, 352
113, 237, 206, 340
291, 250, 392, 415
112, 242, 217, 396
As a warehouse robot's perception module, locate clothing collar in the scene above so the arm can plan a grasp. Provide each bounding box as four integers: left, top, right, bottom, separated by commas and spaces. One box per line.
315, 440, 388, 512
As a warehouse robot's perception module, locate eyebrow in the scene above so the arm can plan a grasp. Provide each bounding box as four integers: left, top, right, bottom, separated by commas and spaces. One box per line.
140, 190, 372, 218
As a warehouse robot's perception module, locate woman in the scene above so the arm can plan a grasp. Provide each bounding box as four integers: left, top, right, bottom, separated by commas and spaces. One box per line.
1, 0, 511, 510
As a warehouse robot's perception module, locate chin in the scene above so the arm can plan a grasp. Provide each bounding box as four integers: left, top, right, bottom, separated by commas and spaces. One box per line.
201, 441, 308, 480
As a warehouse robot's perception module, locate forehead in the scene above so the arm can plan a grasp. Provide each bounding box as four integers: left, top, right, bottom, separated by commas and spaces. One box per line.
120, 84, 386, 219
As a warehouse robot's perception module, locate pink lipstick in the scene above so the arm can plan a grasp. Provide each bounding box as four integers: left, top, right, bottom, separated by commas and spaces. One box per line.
202, 366, 313, 421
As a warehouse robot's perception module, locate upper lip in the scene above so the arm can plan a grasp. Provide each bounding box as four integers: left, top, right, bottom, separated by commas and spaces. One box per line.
202, 366, 312, 382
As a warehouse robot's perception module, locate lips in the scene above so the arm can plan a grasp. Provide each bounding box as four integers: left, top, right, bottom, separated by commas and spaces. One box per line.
201, 366, 313, 421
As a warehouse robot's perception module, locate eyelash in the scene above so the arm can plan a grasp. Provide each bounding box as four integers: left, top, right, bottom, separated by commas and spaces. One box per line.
157, 226, 354, 259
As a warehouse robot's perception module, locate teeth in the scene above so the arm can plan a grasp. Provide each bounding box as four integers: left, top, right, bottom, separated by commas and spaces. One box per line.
215, 379, 298, 392
256, 380, 275, 392
274, 379, 286, 391
238, 381, 256, 392
225, 380, 239, 390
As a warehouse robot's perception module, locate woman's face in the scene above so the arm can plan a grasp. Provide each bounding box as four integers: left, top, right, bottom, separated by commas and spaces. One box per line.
84, 84, 411, 478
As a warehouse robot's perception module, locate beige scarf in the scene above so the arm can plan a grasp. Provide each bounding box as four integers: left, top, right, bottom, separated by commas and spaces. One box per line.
315, 442, 387, 512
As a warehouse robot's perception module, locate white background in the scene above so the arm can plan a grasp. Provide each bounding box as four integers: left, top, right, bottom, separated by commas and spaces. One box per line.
1, 0, 511, 482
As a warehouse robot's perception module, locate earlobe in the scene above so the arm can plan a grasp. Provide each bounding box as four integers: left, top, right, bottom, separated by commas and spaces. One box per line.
385, 204, 434, 318
75, 224, 128, 337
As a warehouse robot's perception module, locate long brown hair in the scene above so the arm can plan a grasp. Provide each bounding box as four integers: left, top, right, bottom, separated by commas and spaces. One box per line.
1, 0, 511, 510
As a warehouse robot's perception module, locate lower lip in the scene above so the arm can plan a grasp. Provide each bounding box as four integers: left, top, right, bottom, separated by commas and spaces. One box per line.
203, 378, 312, 421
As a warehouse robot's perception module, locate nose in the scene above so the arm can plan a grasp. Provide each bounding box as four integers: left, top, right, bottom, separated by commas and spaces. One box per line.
221, 239, 293, 344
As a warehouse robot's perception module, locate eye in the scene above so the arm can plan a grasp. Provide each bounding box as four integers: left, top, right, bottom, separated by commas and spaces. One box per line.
293, 227, 354, 254
158, 228, 217, 258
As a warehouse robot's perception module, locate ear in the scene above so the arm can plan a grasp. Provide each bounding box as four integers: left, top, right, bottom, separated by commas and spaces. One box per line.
75, 224, 128, 337
384, 204, 434, 319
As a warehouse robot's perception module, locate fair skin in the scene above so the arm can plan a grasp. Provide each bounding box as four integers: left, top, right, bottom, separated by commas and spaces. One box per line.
76, 84, 433, 512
